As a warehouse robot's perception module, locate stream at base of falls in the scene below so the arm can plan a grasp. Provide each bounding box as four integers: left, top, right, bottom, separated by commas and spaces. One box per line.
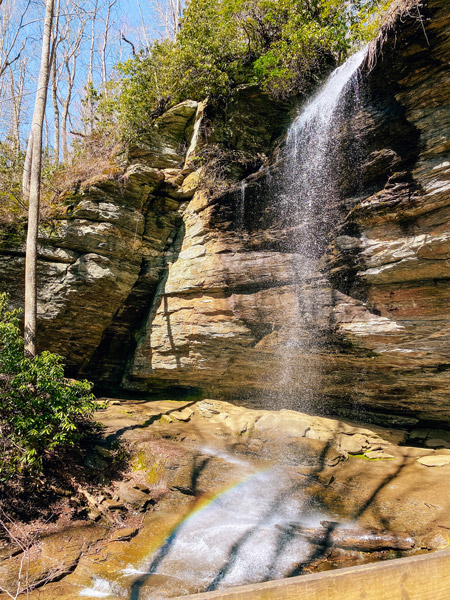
80, 452, 328, 600
13, 397, 441, 600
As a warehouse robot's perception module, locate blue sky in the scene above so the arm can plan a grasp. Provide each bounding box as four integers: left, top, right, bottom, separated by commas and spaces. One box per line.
0, 0, 178, 147
115, 0, 169, 48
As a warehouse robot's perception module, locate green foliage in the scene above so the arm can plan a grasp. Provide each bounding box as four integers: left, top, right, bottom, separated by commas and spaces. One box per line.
0, 141, 26, 224
103, 0, 394, 141
113, 40, 179, 139
0, 139, 73, 228
0, 293, 96, 480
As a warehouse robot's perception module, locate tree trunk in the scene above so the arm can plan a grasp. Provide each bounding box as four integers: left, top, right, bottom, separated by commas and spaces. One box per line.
61, 53, 76, 163
84, 0, 97, 135
8, 66, 22, 157
101, 0, 117, 90
51, 59, 60, 164
23, 0, 55, 357
22, 132, 33, 204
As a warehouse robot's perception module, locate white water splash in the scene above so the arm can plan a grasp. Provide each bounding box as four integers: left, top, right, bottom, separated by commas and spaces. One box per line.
237, 181, 246, 231
79, 576, 124, 598
78, 464, 330, 599
293, 48, 367, 132
198, 445, 252, 467
123, 466, 327, 598
274, 47, 367, 411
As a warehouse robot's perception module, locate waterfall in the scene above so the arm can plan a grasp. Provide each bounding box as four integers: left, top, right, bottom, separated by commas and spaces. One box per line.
78, 50, 370, 600
273, 48, 367, 411
238, 180, 246, 232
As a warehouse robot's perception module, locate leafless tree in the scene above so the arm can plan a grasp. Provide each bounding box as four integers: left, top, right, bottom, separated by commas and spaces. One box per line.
82, 0, 98, 134
49, 0, 90, 164
51, 58, 60, 163
0, 0, 31, 80
0, 1, 30, 149
50, 0, 62, 164
60, 25, 85, 162
136, 0, 150, 47
7, 59, 26, 156
23, 0, 55, 357
148, 0, 184, 39
101, 0, 118, 88
88, 0, 97, 85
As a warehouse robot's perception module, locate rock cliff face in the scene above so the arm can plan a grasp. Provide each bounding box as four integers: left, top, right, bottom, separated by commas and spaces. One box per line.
0, 0, 448, 423
0, 91, 290, 388
326, 0, 450, 419
125, 0, 450, 422
0, 100, 199, 380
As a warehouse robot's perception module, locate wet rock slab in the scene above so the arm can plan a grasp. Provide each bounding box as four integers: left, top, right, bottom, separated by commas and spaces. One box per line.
10, 398, 450, 600
0, 525, 105, 598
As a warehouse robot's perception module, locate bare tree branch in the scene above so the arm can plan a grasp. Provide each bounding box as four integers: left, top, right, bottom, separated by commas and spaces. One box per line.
121, 32, 136, 56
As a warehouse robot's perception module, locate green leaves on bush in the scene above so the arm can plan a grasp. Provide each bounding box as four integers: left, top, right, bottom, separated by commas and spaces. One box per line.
103, 0, 394, 142
0, 293, 96, 480
0, 141, 26, 225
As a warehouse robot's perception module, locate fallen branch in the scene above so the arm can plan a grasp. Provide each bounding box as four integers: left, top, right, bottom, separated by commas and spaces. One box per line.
276, 523, 415, 551
73, 484, 115, 525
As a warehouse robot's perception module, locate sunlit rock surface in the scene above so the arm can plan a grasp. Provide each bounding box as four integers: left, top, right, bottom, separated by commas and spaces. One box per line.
0, 0, 449, 423
125, 0, 450, 421
12, 398, 450, 599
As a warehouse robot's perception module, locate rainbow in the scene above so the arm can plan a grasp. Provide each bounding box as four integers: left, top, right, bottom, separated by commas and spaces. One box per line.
173, 464, 274, 528
129, 464, 275, 579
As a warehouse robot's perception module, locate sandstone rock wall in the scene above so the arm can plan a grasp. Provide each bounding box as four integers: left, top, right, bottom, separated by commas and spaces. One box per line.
0, 100, 200, 379
125, 0, 450, 422
326, 0, 450, 418
0, 0, 448, 423
0, 91, 290, 388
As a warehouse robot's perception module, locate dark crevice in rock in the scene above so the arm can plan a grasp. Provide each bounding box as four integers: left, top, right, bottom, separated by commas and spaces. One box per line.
120, 222, 186, 392
163, 279, 300, 300
84, 222, 186, 391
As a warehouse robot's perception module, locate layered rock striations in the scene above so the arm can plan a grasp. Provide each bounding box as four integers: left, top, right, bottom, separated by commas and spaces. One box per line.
0, 91, 290, 388
125, 0, 450, 421
326, 0, 450, 418
0, 100, 200, 379
0, 0, 448, 423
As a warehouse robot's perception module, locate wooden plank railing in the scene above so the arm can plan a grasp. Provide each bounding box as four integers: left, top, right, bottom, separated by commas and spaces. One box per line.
173, 549, 450, 600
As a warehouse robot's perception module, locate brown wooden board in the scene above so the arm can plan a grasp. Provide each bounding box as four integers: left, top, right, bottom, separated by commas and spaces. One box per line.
173, 549, 450, 600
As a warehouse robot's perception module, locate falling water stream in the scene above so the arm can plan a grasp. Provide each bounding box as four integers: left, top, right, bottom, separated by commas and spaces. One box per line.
282, 47, 366, 268
272, 47, 366, 411
79, 49, 367, 599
